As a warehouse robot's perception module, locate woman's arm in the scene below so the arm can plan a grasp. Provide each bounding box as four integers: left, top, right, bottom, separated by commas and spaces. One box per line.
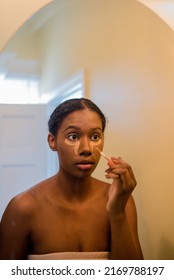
105, 157, 143, 260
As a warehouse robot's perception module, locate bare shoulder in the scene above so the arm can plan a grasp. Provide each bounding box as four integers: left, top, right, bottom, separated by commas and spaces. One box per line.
1, 191, 34, 224
92, 178, 110, 194
1, 176, 54, 221
92, 177, 110, 189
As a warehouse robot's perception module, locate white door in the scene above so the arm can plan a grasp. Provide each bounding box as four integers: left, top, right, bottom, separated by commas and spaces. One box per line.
0, 104, 48, 218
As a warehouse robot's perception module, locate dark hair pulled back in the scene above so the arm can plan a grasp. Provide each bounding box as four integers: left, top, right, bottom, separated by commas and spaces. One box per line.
48, 98, 106, 136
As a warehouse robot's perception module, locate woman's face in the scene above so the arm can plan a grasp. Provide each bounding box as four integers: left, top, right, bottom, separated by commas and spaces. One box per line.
48, 109, 104, 178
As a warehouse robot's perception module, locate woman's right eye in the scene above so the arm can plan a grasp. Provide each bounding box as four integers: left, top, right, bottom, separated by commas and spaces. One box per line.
67, 133, 79, 141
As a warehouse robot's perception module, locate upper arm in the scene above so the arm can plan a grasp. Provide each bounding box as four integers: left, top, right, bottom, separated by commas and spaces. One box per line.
125, 196, 144, 259
0, 194, 34, 260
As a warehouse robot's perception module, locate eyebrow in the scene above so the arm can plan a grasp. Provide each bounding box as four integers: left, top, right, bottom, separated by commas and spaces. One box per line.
63, 126, 103, 132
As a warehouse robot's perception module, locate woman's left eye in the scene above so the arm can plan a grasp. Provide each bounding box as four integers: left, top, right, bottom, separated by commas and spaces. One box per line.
91, 134, 100, 141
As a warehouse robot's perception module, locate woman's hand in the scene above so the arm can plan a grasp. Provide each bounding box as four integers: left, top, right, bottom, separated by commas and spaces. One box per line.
105, 157, 137, 217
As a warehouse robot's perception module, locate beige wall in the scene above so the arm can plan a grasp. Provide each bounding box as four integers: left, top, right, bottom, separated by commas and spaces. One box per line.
0, 0, 52, 51
1, 0, 174, 259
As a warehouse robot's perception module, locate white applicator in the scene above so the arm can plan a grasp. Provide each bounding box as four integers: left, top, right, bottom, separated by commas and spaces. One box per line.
96, 148, 115, 167
96, 148, 110, 161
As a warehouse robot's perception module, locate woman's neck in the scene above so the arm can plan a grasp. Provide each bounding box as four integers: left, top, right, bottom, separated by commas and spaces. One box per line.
55, 171, 94, 202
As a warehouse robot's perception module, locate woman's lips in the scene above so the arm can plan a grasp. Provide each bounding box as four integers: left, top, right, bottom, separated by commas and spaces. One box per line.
76, 161, 94, 170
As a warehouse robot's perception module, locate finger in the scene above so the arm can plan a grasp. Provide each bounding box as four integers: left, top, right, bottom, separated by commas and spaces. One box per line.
107, 159, 115, 167
110, 157, 137, 185
105, 173, 120, 179
106, 166, 136, 192
119, 169, 136, 192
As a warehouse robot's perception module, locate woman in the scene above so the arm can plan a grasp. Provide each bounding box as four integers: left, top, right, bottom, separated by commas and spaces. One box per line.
0, 98, 143, 260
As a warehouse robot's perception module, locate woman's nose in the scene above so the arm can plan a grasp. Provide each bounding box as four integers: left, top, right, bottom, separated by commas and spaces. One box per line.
79, 137, 92, 156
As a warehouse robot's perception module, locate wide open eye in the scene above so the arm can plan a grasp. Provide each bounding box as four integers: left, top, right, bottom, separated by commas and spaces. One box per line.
67, 133, 79, 141
91, 133, 101, 141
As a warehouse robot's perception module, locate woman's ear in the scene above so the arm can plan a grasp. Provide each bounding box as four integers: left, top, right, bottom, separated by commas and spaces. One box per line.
47, 133, 57, 151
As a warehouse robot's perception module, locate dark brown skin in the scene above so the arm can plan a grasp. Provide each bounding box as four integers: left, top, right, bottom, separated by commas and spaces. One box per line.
0, 109, 143, 260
